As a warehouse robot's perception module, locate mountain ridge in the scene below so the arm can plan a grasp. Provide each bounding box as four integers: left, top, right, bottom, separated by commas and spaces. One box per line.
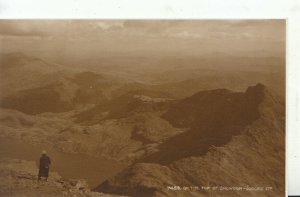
94, 83, 285, 197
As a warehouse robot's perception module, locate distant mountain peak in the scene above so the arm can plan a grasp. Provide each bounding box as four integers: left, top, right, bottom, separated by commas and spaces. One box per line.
0, 52, 44, 69
3, 52, 38, 60
246, 83, 266, 95
6, 51, 27, 57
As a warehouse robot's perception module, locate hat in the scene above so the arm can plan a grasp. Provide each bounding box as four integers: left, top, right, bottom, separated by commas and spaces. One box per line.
42, 150, 47, 155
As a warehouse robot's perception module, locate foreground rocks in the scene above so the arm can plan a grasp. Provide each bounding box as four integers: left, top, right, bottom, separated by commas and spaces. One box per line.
0, 158, 128, 197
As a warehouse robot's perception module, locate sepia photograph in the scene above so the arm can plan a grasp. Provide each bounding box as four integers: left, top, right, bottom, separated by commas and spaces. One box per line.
0, 20, 285, 196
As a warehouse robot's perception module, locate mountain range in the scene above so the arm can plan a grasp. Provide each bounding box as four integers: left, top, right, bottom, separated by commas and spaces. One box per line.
0, 52, 285, 197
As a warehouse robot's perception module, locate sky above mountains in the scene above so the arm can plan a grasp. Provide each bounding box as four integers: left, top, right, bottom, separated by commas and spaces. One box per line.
0, 20, 285, 59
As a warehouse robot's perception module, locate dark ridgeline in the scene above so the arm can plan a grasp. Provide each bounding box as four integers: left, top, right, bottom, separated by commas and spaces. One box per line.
94, 83, 285, 197
142, 83, 266, 164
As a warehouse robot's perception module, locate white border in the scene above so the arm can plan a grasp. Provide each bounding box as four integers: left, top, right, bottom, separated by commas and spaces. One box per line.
0, 0, 299, 196
0, 0, 293, 19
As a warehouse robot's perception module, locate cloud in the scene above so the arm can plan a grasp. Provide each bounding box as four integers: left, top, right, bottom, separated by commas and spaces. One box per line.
0, 20, 285, 58
94, 21, 124, 30
0, 20, 50, 37
0, 20, 128, 40
170, 30, 203, 38
0, 20, 285, 41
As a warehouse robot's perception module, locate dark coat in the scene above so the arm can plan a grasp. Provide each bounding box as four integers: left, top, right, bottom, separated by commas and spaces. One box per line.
38, 155, 51, 178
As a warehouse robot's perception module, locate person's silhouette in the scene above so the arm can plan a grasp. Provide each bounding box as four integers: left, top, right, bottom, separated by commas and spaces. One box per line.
38, 150, 51, 181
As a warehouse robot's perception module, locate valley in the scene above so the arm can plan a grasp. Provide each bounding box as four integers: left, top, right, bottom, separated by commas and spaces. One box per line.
0, 52, 285, 197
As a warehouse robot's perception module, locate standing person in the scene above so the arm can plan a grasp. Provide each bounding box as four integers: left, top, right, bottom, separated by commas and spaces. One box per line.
38, 150, 51, 181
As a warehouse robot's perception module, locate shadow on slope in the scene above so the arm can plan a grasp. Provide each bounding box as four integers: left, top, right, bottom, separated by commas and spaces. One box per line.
140, 83, 266, 164
94, 83, 285, 197
0, 84, 74, 115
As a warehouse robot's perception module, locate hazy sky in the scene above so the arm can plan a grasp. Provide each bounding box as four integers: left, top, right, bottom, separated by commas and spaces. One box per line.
0, 20, 285, 59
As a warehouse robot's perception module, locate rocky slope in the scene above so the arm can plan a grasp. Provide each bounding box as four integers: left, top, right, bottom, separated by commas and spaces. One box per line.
94, 84, 285, 197
141, 84, 265, 164
0, 158, 128, 197
0, 91, 180, 163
